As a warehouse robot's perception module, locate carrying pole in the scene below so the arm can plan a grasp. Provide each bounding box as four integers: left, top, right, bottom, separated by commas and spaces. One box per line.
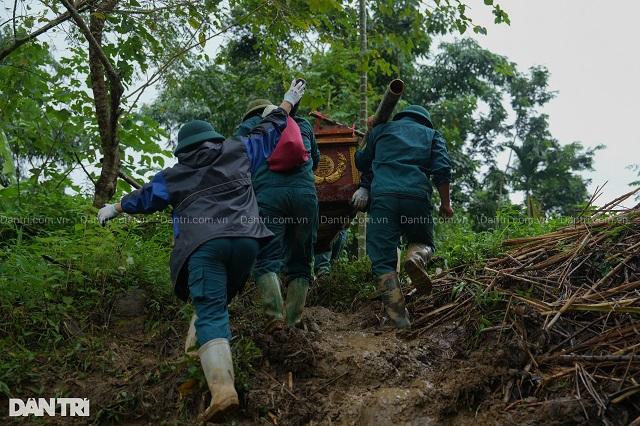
357, 0, 368, 259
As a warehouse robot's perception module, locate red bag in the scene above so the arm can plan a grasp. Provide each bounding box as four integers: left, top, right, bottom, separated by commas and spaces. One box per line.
267, 116, 309, 172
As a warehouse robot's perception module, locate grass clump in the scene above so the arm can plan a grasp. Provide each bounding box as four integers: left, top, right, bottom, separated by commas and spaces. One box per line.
309, 256, 376, 310
0, 186, 179, 400
434, 205, 567, 270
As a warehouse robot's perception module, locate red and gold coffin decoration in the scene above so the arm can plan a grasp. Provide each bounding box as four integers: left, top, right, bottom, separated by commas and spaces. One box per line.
310, 111, 363, 252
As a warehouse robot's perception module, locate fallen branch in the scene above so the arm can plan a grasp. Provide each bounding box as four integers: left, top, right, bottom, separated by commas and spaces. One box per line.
541, 354, 639, 364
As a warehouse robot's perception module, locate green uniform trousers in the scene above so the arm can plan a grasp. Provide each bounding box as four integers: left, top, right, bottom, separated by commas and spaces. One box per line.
254, 187, 318, 281
314, 229, 348, 276
187, 237, 260, 345
367, 195, 435, 276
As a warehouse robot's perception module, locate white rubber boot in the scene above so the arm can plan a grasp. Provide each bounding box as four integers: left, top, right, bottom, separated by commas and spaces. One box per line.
198, 338, 239, 423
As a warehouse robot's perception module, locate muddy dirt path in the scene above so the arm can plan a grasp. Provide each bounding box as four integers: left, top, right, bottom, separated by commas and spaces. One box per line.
239, 304, 593, 426
98, 301, 603, 425
6, 289, 608, 425
247, 305, 457, 425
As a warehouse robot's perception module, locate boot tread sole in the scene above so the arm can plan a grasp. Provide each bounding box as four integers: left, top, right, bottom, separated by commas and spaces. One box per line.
404, 258, 433, 296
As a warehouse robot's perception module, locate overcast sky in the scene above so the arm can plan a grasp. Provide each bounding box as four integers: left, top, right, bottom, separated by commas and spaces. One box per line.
464, 0, 639, 205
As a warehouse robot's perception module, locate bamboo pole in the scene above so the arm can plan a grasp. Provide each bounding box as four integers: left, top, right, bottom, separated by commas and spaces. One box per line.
356, 0, 367, 259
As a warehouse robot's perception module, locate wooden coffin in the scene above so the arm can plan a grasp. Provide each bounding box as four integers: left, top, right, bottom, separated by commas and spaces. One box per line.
310, 112, 363, 252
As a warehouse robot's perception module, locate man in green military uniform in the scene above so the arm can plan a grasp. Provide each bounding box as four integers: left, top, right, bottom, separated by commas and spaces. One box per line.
355, 105, 453, 329
234, 98, 320, 327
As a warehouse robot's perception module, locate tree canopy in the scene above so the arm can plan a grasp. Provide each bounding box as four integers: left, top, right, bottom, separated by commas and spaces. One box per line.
0, 0, 600, 219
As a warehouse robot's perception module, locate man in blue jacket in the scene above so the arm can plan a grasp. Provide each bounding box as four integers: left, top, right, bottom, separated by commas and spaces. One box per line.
234, 97, 320, 328
97, 80, 306, 422
355, 105, 453, 329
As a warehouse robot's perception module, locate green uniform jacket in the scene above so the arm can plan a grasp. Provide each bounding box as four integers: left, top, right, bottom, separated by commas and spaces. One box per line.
233, 115, 320, 194
355, 116, 451, 199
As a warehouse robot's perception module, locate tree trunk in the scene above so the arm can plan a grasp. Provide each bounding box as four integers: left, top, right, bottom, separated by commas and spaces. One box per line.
88, 0, 123, 208
356, 0, 368, 258
0, 131, 16, 187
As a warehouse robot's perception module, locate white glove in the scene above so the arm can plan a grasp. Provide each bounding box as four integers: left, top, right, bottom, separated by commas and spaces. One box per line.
351, 187, 369, 211
97, 204, 120, 225
283, 79, 306, 106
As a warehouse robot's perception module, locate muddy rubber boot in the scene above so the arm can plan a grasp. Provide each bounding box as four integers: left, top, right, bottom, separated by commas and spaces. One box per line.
256, 273, 285, 329
185, 313, 198, 356
198, 338, 239, 423
403, 244, 434, 296
285, 278, 309, 327
377, 272, 411, 329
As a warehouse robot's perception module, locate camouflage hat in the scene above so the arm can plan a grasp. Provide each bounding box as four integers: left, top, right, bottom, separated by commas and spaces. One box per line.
243, 98, 273, 121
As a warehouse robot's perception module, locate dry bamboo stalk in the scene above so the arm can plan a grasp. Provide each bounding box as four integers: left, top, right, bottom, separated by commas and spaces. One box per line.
409, 194, 639, 411
547, 354, 639, 363
584, 255, 634, 297
610, 385, 640, 405
540, 367, 576, 385
554, 233, 593, 283
411, 301, 460, 325
507, 294, 550, 311
545, 317, 603, 355
606, 239, 640, 262
484, 267, 550, 288
593, 187, 640, 216
614, 342, 640, 356
514, 248, 546, 262
526, 249, 576, 271
545, 254, 634, 331
541, 300, 640, 315
566, 323, 640, 353
504, 231, 582, 247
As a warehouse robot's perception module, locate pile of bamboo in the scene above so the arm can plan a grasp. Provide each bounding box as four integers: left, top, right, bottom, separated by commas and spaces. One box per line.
408, 189, 640, 415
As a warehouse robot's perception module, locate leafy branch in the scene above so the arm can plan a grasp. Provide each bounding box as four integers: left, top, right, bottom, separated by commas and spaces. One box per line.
59, 0, 123, 93
124, 0, 270, 114
0, 0, 97, 62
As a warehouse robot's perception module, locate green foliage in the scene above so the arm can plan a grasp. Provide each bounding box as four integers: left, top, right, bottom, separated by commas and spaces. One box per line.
232, 337, 263, 394
432, 219, 504, 271
1, 1, 230, 197
0, 185, 175, 397
0, 28, 90, 184
407, 39, 516, 205
466, 167, 511, 232
433, 205, 566, 269
0, 131, 14, 187
308, 256, 376, 310
149, 1, 508, 139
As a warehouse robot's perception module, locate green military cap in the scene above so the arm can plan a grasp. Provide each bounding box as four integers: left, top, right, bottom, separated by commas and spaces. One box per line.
393, 105, 433, 128
174, 120, 225, 155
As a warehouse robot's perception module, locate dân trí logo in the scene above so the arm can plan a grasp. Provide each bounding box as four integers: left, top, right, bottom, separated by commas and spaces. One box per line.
9, 398, 90, 417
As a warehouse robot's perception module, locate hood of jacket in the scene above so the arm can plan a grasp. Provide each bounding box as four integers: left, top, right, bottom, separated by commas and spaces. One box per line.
176, 141, 224, 168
